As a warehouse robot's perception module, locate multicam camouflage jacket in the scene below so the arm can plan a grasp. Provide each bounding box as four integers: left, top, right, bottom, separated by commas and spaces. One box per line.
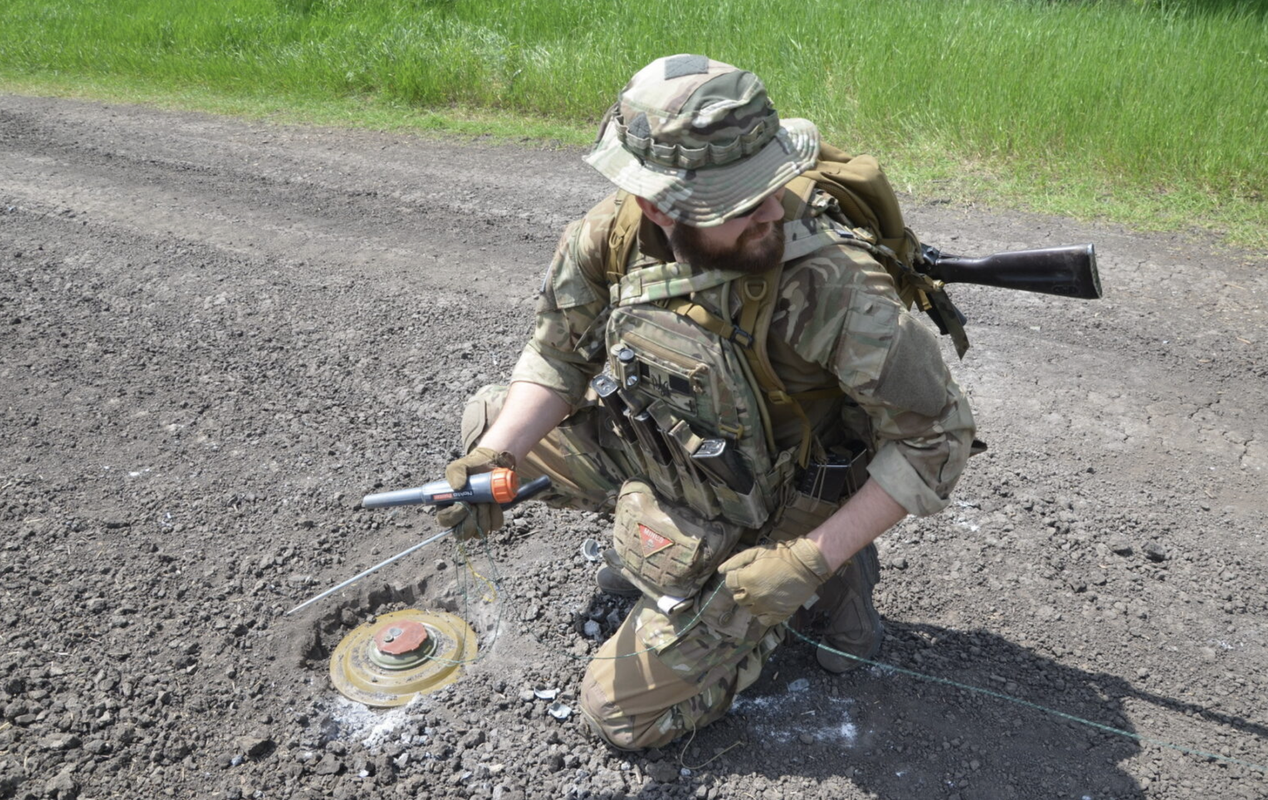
510, 191, 976, 519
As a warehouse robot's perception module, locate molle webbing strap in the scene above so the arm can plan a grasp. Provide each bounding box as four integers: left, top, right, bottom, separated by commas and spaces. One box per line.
790, 387, 847, 402
661, 297, 753, 348
736, 269, 819, 468
606, 190, 643, 284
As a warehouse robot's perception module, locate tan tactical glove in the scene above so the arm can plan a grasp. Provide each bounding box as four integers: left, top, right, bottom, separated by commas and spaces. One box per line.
716, 538, 833, 627
434, 447, 516, 542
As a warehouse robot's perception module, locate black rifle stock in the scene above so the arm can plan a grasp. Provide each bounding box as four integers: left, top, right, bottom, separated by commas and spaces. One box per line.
921, 243, 1102, 300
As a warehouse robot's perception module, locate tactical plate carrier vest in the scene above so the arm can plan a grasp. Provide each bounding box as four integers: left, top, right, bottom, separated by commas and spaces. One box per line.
592, 207, 879, 534
600, 261, 795, 529
592, 145, 967, 534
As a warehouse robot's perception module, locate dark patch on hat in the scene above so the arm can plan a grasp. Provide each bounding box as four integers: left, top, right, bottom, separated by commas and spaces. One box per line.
627, 112, 652, 138
663, 54, 709, 79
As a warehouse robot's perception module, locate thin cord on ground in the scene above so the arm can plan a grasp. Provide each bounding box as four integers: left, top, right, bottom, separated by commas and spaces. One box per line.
376, 519, 1267, 774
786, 627, 1268, 774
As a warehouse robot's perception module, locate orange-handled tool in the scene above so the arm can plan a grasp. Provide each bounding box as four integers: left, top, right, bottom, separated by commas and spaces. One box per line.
361, 467, 519, 509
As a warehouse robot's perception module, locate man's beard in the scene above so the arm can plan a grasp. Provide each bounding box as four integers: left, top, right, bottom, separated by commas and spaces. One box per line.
669, 220, 785, 275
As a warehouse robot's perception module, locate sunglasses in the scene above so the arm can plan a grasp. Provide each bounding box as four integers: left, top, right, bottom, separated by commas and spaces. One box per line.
731, 188, 784, 219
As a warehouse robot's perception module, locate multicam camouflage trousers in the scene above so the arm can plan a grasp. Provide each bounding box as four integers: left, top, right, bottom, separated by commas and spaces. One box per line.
461, 385, 785, 750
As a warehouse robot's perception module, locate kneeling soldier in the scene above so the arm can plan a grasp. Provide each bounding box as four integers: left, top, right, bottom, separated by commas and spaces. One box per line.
439, 54, 975, 750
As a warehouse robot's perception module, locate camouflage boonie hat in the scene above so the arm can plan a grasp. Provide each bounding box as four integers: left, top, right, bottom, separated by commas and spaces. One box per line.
585, 54, 820, 228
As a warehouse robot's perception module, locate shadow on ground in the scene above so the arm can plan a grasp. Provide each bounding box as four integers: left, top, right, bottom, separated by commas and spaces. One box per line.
668, 622, 1152, 799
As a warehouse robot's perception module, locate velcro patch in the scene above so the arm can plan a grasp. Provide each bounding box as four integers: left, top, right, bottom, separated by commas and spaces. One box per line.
639, 524, 673, 557
663, 54, 709, 79
875, 314, 948, 418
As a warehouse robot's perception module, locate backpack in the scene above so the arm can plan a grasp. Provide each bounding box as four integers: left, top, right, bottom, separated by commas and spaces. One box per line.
782, 143, 969, 358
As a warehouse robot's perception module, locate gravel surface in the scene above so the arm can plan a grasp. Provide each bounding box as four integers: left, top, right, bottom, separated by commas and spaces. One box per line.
1, 95, 1266, 800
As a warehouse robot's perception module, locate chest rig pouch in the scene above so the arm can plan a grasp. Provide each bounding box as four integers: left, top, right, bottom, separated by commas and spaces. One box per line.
600, 261, 797, 531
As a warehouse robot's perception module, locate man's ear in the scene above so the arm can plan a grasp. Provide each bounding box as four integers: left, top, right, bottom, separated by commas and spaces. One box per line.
634, 196, 675, 230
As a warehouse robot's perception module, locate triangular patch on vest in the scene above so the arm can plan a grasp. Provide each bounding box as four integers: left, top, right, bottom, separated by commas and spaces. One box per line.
639, 524, 673, 556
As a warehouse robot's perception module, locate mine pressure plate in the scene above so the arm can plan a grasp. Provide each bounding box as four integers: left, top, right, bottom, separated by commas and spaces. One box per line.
330, 608, 477, 707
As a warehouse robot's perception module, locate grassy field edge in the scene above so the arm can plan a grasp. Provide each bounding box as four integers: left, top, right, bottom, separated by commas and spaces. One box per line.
3, 73, 1264, 257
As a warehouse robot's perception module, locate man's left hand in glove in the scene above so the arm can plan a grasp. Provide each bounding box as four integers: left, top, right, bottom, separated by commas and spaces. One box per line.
716, 538, 833, 627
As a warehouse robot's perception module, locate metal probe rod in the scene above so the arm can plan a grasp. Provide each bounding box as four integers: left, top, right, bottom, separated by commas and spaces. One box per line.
285, 475, 551, 616
285, 527, 454, 616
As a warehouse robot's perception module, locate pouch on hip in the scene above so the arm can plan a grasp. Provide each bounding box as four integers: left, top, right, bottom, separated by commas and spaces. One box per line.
612, 478, 745, 605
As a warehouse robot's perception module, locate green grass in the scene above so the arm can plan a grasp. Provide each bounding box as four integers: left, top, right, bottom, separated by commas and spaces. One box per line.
2, 0, 1265, 250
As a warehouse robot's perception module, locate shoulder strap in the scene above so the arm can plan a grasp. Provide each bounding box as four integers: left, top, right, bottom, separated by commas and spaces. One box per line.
605, 190, 643, 284
734, 268, 824, 468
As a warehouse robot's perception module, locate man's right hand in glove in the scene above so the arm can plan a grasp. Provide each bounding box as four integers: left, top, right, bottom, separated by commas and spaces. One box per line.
435, 447, 516, 541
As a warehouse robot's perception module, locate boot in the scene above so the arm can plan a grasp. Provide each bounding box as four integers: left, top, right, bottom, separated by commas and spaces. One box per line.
595, 549, 640, 597
797, 542, 883, 673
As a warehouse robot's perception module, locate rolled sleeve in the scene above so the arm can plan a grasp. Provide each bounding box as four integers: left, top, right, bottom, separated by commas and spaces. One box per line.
865, 392, 975, 516
510, 339, 596, 408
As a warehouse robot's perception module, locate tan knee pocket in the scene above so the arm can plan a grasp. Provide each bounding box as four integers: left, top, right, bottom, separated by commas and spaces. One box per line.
579, 635, 704, 752
579, 667, 655, 751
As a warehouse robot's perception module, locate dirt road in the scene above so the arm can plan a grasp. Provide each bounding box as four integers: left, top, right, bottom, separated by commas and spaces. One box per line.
1, 95, 1265, 800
